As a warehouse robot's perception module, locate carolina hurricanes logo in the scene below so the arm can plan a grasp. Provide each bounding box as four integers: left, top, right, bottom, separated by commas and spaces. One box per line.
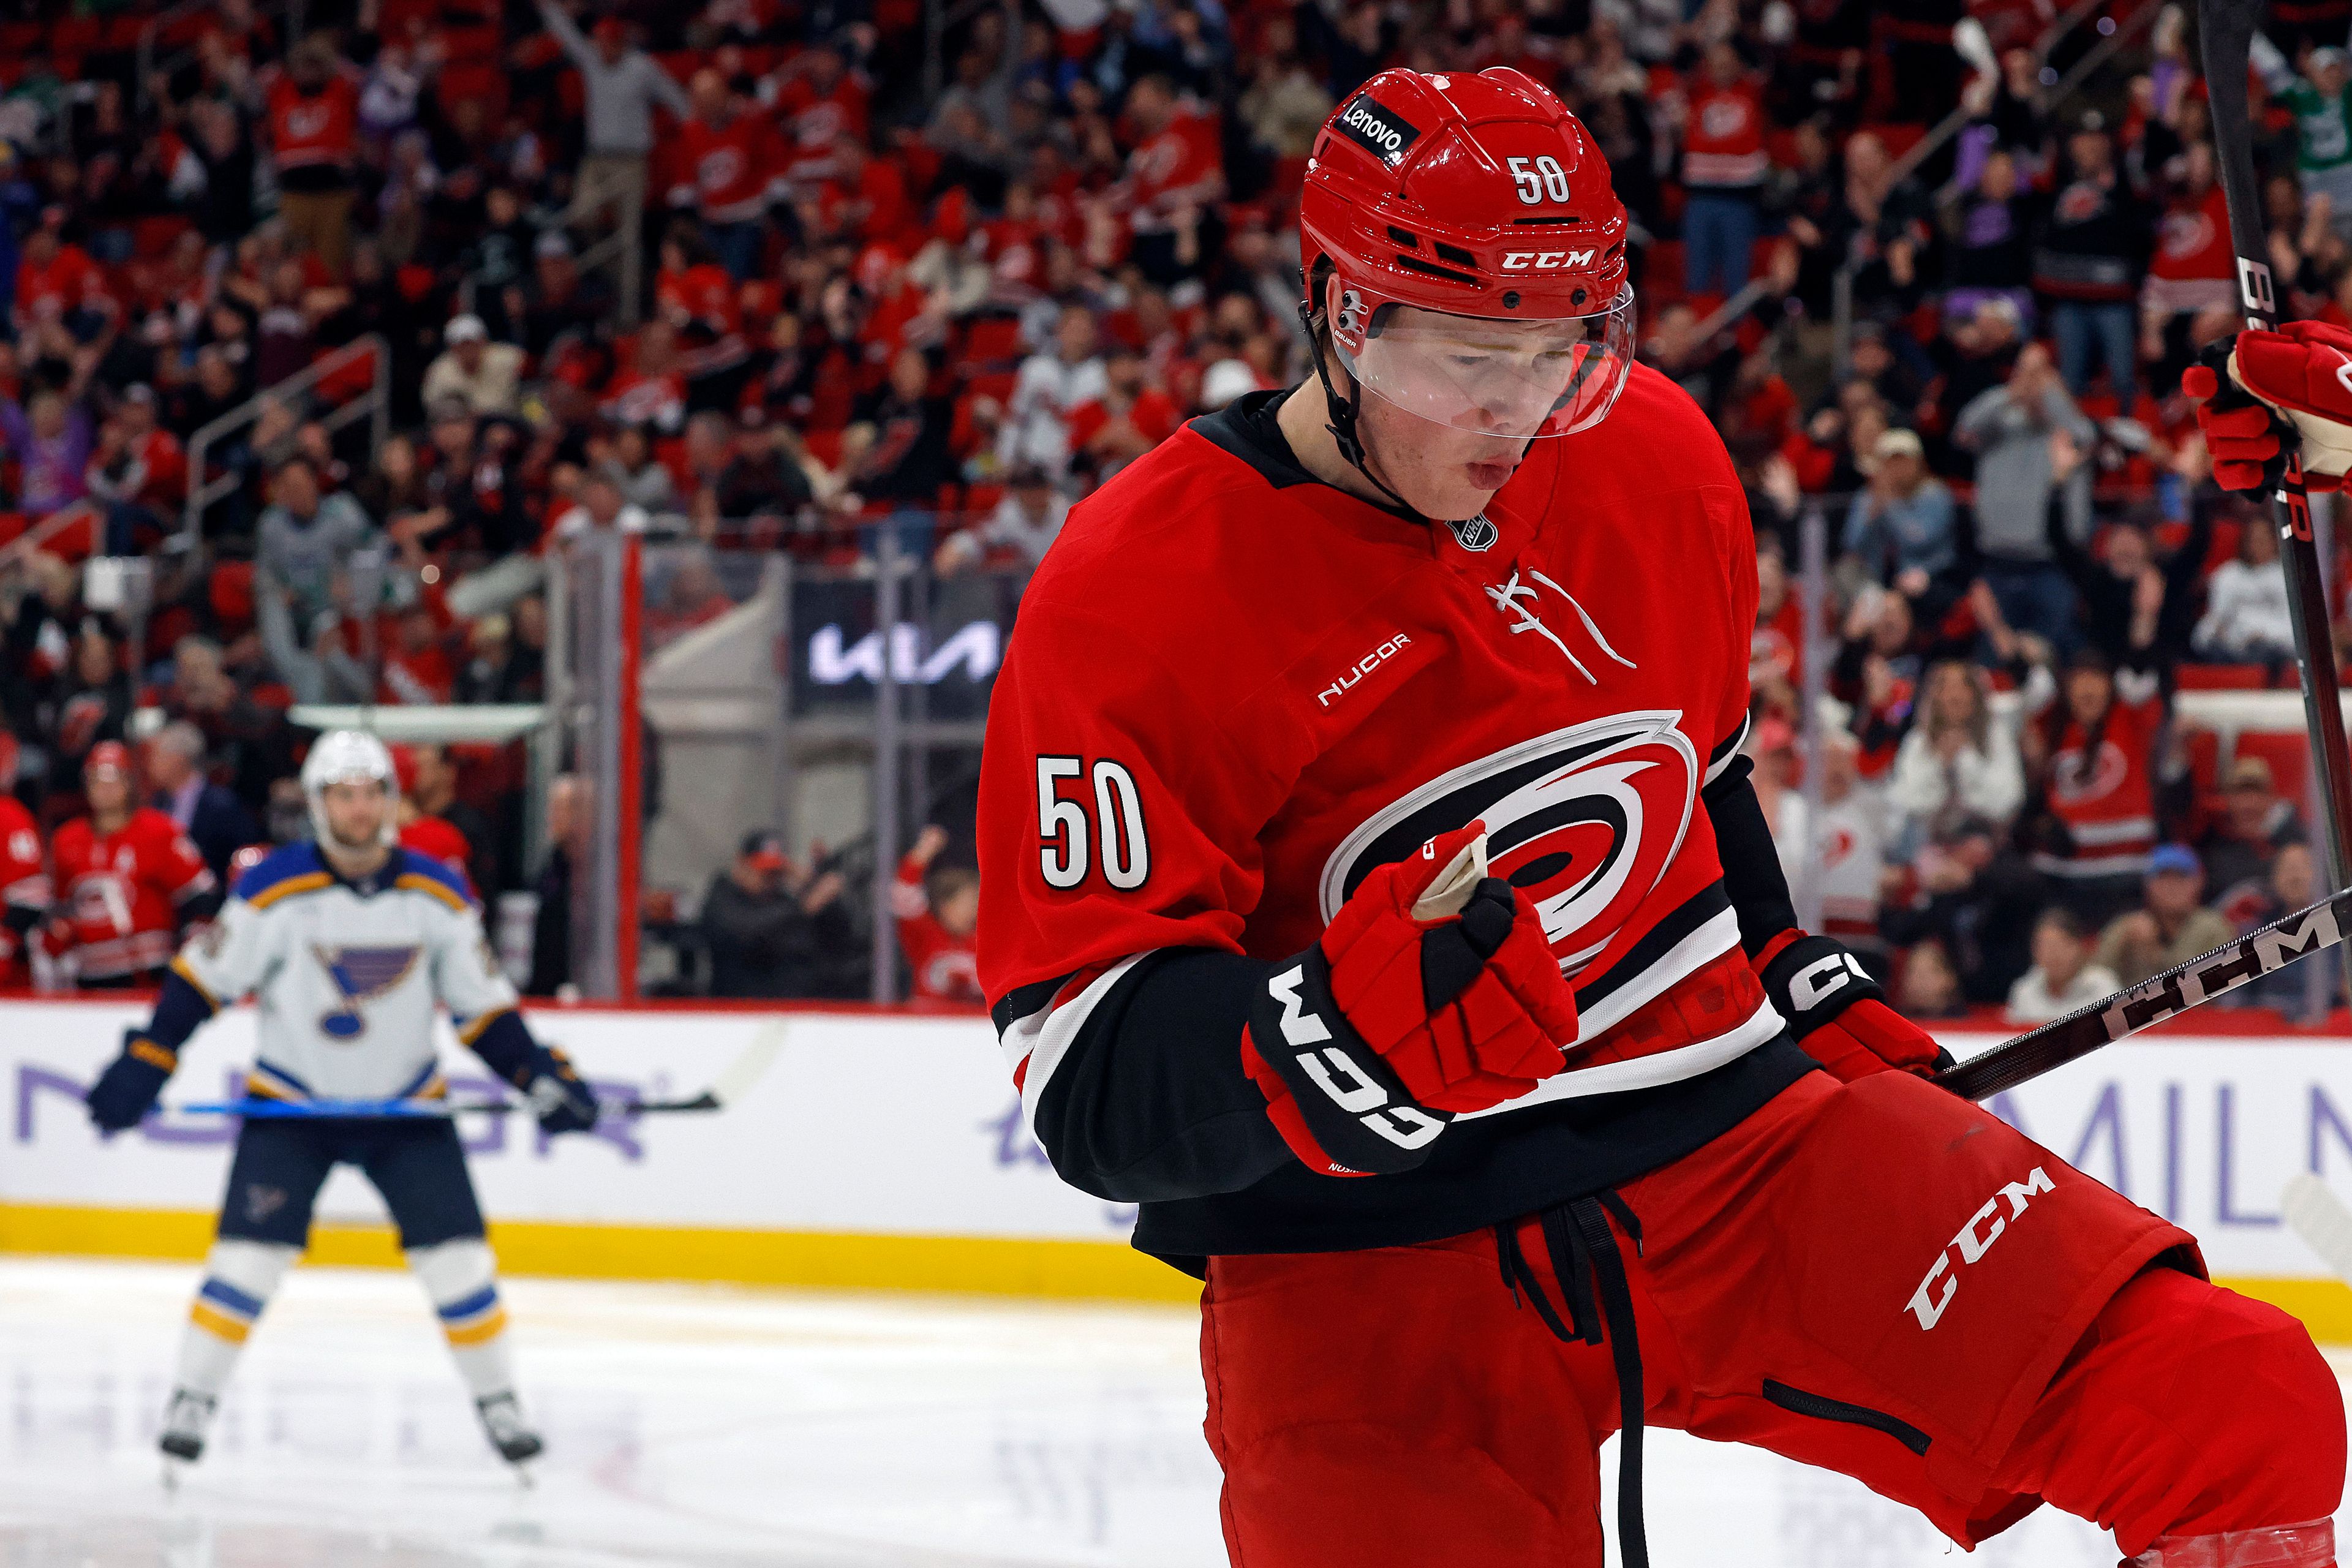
2055, 183, 2107, 225
1821, 826, 1856, 869
701, 147, 745, 190
2052, 739, 2130, 805
1699, 99, 1752, 137
287, 104, 330, 139
795, 104, 846, 146
1319, 712, 1697, 976
2160, 209, 2214, 262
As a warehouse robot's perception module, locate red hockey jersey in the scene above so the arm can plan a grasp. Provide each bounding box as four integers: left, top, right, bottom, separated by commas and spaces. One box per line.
266, 76, 360, 178
50, 808, 213, 981
666, 113, 787, 224
977, 370, 1811, 1260
892, 854, 981, 1003
0, 795, 47, 984
2034, 668, 2163, 881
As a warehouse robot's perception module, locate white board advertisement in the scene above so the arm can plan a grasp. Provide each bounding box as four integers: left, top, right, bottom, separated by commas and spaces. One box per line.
2, 1001, 2351, 1287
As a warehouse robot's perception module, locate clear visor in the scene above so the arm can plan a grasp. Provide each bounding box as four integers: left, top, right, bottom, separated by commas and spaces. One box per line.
1338, 286, 1637, 440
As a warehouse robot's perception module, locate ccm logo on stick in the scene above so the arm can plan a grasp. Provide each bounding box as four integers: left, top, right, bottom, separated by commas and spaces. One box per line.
1907, 1166, 2056, 1330
1265, 965, 1444, 1158
1502, 250, 1597, 271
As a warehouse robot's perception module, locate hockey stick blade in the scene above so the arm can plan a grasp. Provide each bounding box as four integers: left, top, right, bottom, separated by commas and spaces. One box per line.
2282, 1173, 2352, 1287
1935, 889, 2352, 1101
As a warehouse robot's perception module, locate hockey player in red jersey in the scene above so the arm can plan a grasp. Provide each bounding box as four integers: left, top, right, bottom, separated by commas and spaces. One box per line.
48, 741, 219, 987
977, 70, 2344, 1568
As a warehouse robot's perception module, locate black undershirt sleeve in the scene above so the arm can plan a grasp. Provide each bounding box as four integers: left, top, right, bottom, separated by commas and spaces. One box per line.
1703, 753, 1800, 957
1022, 948, 1296, 1205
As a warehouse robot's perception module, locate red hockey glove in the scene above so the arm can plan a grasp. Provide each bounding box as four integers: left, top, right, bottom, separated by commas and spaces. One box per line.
2182, 322, 2352, 493
1755, 930, 1952, 1084
1240, 823, 1579, 1177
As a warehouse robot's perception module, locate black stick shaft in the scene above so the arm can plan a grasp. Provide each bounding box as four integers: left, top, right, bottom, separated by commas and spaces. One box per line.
1936, 889, 2352, 1101
2201, 0, 2352, 1005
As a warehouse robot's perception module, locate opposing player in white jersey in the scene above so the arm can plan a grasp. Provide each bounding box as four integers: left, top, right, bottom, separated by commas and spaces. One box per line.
81, 731, 601, 1474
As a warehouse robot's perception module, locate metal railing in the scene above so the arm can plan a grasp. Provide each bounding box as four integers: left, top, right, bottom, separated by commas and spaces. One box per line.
179, 333, 391, 546
1828, 0, 2141, 379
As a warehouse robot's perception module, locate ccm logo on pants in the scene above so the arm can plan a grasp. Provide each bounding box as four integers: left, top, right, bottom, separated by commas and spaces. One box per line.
1907, 1166, 2056, 1330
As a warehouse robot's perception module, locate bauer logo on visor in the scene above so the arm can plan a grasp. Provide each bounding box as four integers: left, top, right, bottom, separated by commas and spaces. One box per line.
1333, 96, 1421, 165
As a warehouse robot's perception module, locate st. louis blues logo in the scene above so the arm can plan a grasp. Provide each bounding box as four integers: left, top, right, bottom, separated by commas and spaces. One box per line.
313, 944, 421, 1039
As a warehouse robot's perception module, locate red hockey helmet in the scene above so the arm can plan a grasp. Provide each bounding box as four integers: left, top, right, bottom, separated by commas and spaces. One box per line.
1300, 68, 1635, 442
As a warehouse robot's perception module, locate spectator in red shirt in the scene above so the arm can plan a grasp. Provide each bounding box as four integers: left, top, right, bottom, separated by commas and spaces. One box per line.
265, 37, 363, 277
892, 824, 980, 1003
666, 70, 787, 281
1679, 42, 1770, 300
14, 212, 107, 339
1064, 347, 1182, 483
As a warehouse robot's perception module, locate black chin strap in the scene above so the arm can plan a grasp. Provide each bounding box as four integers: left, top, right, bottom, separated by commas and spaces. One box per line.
1298, 300, 1431, 523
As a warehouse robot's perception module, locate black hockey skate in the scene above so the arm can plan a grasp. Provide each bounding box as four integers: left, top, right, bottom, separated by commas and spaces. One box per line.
159, 1387, 217, 1484
476, 1392, 543, 1468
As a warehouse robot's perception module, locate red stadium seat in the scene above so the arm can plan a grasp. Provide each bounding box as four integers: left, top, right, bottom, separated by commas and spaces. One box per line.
2173, 664, 2267, 690
2233, 731, 2315, 810
133, 215, 194, 260
209, 561, 256, 633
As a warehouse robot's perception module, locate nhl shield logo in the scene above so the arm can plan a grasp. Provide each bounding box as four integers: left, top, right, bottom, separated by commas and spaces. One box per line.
1449, 513, 1498, 552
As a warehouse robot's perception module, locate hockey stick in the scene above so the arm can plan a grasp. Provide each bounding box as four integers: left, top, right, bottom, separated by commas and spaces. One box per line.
2201, 0, 2352, 1004
2281, 1173, 2352, 1286
169, 1018, 790, 1120
1935, 889, 2352, 1101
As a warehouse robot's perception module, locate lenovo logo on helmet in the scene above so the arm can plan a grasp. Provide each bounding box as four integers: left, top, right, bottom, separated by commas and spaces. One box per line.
1502, 250, 1597, 271
1332, 96, 1421, 165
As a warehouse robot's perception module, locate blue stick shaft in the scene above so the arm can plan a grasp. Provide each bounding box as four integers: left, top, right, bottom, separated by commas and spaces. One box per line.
170, 1098, 481, 1119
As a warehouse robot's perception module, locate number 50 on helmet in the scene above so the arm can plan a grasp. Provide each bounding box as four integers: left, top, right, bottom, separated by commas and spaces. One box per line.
1300, 68, 1637, 442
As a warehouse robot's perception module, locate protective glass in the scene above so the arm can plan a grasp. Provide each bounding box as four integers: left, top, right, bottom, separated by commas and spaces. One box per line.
1338, 286, 1638, 439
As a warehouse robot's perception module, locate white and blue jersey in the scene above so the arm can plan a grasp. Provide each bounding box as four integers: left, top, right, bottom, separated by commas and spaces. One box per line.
167, 843, 521, 1104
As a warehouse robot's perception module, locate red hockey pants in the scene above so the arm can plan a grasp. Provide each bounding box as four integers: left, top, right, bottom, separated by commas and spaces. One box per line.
1201, 1071, 2345, 1566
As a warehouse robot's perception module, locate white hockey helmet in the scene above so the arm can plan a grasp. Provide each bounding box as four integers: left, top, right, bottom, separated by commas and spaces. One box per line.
300, 729, 400, 848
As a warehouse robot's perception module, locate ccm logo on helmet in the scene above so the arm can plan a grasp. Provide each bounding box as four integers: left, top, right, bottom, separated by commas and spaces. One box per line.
1502, 250, 1598, 271
1907, 1166, 2056, 1330
1265, 965, 1446, 1160
1332, 96, 1422, 165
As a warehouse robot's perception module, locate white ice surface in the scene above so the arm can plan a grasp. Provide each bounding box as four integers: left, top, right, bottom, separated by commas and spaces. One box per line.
0, 1257, 2345, 1567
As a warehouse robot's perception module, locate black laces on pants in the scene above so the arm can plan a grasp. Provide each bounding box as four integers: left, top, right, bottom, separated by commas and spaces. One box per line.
1494, 1191, 1648, 1568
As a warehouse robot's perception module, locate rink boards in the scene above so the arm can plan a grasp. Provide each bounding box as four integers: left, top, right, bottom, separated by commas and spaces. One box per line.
6, 999, 2352, 1338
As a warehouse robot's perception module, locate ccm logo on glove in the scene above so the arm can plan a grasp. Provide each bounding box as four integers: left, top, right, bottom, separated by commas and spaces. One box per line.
1907, 1165, 2056, 1330
1787, 949, 1874, 1012
1241, 822, 1580, 1177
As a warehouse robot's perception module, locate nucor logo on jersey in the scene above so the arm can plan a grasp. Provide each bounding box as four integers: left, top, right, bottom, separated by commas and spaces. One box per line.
1908, 1166, 2056, 1330
2100, 901, 2343, 1038
1501, 250, 1597, 271
1317, 634, 1412, 707
1321, 712, 1696, 978
1266, 963, 1443, 1164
